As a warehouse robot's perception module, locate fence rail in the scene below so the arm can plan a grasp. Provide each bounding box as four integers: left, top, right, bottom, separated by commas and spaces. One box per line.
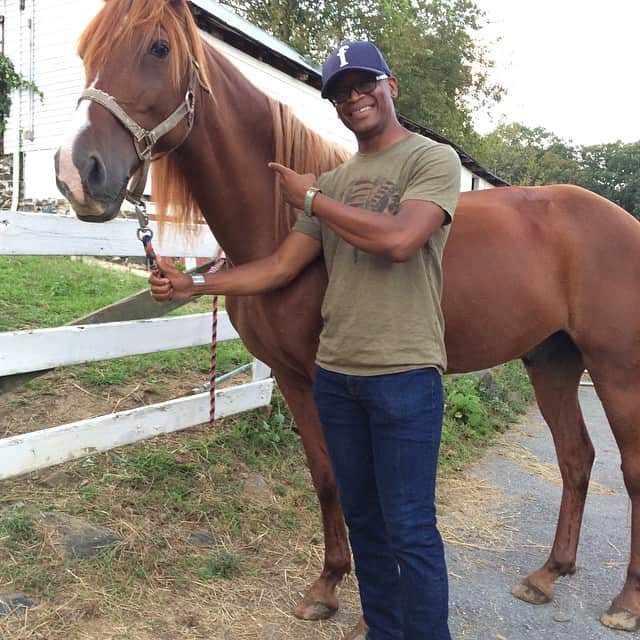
1, 312, 239, 376
0, 210, 273, 480
1, 210, 219, 256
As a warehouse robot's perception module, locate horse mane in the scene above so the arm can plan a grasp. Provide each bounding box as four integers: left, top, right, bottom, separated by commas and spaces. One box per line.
269, 99, 351, 242
78, 0, 350, 242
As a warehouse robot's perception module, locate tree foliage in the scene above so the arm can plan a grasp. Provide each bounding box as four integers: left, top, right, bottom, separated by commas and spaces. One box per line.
578, 142, 640, 217
0, 53, 41, 141
218, 1, 639, 217
477, 123, 580, 186
477, 122, 640, 219
219, 0, 503, 149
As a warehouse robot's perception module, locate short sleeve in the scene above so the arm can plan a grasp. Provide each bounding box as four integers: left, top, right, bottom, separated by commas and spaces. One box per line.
401, 143, 461, 225
291, 171, 336, 241
292, 212, 321, 241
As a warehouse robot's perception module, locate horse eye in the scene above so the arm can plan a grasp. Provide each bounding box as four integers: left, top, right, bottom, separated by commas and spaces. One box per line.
149, 40, 170, 59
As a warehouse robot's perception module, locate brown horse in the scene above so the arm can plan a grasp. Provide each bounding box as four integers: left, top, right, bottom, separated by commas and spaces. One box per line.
54, 0, 640, 632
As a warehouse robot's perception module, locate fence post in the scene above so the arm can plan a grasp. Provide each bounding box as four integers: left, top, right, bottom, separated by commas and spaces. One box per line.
252, 360, 271, 382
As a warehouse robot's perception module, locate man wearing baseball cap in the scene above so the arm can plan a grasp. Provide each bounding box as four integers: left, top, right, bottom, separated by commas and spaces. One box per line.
150, 40, 460, 640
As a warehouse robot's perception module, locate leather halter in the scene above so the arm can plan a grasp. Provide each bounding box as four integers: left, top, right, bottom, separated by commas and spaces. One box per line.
78, 61, 208, 207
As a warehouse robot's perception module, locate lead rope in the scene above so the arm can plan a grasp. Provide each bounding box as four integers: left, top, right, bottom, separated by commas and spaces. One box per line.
136, 206, 225, 429
206, 254, 226, 427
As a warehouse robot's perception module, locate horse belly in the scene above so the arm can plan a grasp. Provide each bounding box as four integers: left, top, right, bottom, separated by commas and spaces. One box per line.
441, 214, 567, 374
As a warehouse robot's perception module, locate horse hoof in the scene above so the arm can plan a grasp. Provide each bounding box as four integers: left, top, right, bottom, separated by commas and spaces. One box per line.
600, 605, 640, 631
511, 578, 552, 605
293, 600, 338, 621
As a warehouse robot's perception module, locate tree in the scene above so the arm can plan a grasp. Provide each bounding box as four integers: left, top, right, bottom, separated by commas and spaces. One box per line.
476, 122, 580, 186
577, 142, 640, 218
0, 53, 40, 145
219, 0, 503, 149
477, 122, 640, 219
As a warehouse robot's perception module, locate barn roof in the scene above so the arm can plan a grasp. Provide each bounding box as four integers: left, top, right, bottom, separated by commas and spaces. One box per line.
188, 0, 508, 187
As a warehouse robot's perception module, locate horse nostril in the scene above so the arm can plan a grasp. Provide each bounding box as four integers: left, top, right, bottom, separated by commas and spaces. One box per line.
85, 153, 107, 195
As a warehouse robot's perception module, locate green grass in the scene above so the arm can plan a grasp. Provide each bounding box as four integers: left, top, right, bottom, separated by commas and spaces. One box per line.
198, 551, 242, 580
0, 508, 41, 547
0, 256, 251, 385
440, 361, 535, 473
0, 256, 145, 331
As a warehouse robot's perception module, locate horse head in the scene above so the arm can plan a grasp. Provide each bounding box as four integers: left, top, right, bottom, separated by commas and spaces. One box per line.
54, 0, 208, 222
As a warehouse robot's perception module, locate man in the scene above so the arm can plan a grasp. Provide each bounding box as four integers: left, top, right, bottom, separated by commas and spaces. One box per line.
150, 41, 460, 640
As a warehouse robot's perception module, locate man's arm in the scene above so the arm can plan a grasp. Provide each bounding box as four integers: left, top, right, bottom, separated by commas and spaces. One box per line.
269, 162, 448, 263
311, 196, 445, 262
149, 231, 322, 301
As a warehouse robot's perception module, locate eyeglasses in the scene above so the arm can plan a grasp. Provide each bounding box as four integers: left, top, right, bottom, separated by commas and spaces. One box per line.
328, 74, 389, 105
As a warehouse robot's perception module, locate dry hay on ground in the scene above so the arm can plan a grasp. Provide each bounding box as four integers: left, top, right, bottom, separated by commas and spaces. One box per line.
0, 369, 527, 639
438, 477, 517, 554
497, 442, 619, 496
1, 370, 365, 640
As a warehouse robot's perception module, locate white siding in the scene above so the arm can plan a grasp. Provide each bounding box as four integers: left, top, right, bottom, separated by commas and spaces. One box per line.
460, 169, 494, 193
4, 0, 495, 201
4, 0, 103, 155
0, 1, 7, 52
3, 0, 20, 152
204, 34, 357, 153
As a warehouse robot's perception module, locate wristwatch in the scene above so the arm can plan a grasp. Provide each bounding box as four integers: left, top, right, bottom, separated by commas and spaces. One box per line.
304, 187, 322, 217
191, 274, 206, 286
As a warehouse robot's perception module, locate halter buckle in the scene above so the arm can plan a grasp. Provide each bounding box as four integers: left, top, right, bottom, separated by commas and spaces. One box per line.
135, 202, 149, 229
136, 133, 157, 161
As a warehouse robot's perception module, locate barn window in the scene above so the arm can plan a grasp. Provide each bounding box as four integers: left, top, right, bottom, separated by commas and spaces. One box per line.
471, 176, 480, 191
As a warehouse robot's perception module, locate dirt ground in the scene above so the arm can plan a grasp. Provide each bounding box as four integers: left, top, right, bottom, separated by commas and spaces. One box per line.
4, 373, 618, 640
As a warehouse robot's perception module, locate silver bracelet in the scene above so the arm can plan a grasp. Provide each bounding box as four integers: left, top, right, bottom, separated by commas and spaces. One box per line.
191, 274, 205, 286
304, 187, 322, 217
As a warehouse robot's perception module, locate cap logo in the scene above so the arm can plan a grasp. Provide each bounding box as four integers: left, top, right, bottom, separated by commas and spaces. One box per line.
337, 44, 350, 68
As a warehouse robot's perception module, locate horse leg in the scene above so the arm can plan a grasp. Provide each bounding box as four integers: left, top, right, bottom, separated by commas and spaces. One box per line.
587, 367, 640, 631
512, 332, 594, 605
272, 369, 351, 620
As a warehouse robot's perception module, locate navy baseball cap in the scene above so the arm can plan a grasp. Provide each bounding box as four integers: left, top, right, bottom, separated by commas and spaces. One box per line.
321, 41, 392, 99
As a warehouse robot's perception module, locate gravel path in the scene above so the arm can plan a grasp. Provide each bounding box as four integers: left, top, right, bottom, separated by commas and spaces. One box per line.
447, 386, 633, 640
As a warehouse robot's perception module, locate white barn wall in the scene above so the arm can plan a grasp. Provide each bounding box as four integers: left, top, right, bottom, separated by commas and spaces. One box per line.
185, 36, 484, 195
3, 0, 493, 202
3, 0, 103, 200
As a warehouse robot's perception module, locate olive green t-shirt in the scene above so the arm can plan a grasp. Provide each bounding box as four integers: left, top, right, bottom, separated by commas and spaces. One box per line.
293, 132, 461, 375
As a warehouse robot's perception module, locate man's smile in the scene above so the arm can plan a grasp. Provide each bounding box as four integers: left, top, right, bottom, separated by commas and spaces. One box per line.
347, 103, 375, 119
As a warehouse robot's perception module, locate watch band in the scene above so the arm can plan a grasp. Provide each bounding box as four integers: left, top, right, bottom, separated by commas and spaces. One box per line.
191, 274, 206, 286
304, 187, 322, 217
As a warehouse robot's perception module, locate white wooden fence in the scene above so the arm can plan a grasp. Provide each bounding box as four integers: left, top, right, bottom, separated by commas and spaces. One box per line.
0, 210, 274, 481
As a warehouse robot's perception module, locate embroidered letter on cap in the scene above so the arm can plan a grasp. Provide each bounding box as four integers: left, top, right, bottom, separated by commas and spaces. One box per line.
337, 44, 350, 68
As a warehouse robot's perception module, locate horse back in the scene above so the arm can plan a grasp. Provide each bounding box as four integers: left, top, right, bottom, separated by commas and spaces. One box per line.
442, 185, 640, 372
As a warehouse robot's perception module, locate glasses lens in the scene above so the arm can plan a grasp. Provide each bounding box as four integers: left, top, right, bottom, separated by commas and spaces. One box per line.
330, 75, 379, 104
354, 79, 376, 95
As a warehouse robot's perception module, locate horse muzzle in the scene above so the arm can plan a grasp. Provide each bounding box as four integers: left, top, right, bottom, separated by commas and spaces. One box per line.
54, 147, 127, 223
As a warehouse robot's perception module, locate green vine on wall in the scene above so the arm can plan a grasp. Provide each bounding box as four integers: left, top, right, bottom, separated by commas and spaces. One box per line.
0, 52, 43, 141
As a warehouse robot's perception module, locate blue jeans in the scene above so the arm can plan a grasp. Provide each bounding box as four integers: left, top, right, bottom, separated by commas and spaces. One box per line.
313, 366, 450, 640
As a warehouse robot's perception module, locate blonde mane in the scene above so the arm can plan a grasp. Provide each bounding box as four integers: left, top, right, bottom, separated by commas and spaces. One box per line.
269, 99, 350, 242
78, 0, 350, 240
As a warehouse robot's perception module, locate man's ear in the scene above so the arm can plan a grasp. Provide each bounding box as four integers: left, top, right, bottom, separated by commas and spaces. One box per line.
388, 76, 399, 100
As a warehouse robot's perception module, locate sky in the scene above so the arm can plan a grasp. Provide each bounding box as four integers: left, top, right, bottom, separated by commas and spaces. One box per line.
472, 0, 640, 146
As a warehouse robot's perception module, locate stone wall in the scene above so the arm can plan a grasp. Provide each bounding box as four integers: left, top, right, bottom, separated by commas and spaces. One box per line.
0, 152, 69, 213
0, 154, 14, 210
20, 197, 71, 214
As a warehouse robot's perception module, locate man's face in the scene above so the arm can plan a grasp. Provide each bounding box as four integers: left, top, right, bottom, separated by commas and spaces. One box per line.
328, 70, 398, 139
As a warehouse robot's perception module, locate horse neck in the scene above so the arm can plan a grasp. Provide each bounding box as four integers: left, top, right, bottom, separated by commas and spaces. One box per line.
177, 46, 282, 265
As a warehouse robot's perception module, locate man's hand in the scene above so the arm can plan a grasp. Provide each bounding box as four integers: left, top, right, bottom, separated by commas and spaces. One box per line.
149, 257, 194, 301
268, 162, 317, 209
